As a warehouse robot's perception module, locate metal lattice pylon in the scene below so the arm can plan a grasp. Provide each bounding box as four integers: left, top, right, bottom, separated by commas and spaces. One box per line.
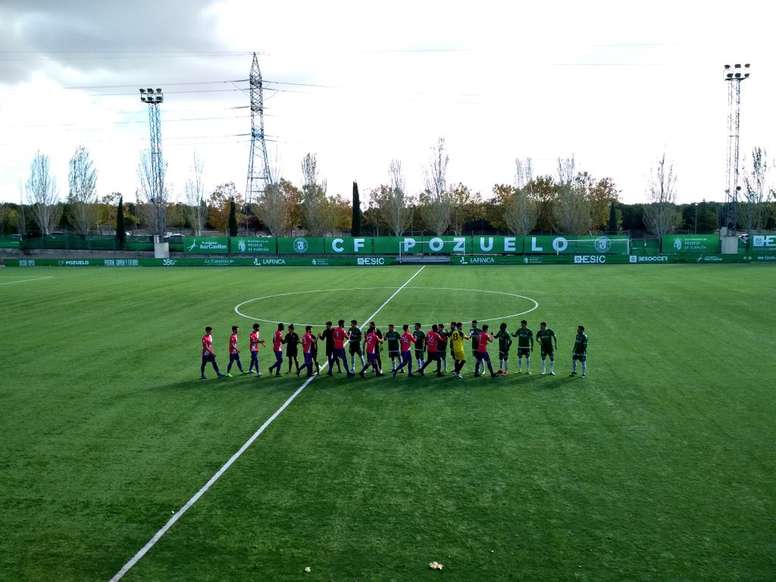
723, 63, 750, 231
245, 52, 273, 205
140, 87, 166, 237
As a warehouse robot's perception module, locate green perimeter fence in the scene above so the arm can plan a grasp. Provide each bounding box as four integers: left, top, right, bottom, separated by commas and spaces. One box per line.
5, 253, 776, 268
10, 233, 776, 260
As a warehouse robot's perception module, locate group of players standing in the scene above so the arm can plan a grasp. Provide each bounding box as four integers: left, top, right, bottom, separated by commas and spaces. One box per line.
200, 319, 589, 380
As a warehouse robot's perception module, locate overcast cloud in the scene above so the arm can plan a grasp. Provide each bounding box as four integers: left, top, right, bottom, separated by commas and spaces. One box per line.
1, 0, 775, 205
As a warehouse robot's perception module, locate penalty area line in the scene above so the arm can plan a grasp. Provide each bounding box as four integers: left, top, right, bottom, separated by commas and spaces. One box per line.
0, 276, 54, 286
108, 265, 425, 581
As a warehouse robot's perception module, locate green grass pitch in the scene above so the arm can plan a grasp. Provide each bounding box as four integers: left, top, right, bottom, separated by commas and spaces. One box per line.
1, 264, 775, 581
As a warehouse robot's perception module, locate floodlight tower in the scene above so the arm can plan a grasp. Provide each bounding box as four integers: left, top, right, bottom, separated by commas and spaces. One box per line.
245, 52, 273, 205
723, 63, 750, 231
139, 87, 166, 236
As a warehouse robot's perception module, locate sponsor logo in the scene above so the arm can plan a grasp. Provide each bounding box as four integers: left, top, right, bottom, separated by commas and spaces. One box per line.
162, 258, 177, 266
752, 235, 776, 249
629, 255, 669, 263
673, 239, 683, 251
293, 238, 309, 253
754, 254, 776, 261
594, 237, 612, 253
696, 255, 723, 263
357, 257, 385, 266
188, 238, 228, 252
103, 259, 139, 267
204, 258, 236, 266
253, 258, 287, 266
19, 259, 36, 267
238, 239, 247, 252
58, 259, 90, 266
523, 256, 543, 264
466, 256, 496, 265
311, 258, 329, 266
574, 255, 606, 264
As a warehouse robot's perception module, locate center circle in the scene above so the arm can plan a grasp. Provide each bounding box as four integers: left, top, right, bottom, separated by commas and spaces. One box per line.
234, 286, 539, 328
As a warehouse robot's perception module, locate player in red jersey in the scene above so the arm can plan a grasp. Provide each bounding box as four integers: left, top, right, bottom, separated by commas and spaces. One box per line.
248, 323, 265, 376
330, 319, 353, 377
200, 326, 225, 380
474, 323, 497, 378
358, 327, 384, 377
268, 323, 285, 376
226, 325, 245, 376
418, 324, 444, 376
302, 325, 317, 377
392, 324, 416, 377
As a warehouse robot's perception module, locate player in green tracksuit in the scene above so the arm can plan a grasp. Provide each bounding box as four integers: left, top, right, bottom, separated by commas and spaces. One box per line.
469, 320, 481, 374
511, 319, 534, 374
493, 322, 512, 375
413, 323, 426, 369
536, 321, 558, 375
384, 324, 401, 374
570, 325, 588, 378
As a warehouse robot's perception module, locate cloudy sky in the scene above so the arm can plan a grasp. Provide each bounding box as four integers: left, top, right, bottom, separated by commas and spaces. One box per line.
1, 0, 775, 205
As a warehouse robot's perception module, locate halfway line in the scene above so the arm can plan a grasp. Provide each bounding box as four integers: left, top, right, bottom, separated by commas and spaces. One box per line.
108, 265, 425, 581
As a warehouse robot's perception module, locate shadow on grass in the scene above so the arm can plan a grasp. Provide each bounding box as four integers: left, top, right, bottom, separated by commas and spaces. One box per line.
150, 374, 307, 395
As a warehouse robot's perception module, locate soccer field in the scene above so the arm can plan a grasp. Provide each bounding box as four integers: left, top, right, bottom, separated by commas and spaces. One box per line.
1, 264, 775, 581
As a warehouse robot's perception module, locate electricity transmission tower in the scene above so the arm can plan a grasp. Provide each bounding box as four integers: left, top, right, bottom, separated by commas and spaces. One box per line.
245, 52, 273, 205
139, 87, 166, 236
723, 63, 750, 231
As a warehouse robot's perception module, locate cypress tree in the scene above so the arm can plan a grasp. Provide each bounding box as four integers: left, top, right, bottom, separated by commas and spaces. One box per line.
116, 196, 126, 249
351, 181, 362, 236
607, 202, 618, 234
228, 197, 238, 237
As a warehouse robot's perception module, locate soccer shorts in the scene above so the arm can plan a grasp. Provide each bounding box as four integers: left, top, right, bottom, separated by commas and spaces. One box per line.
540, 348, 554, 360
286, 349, 298, 359
517, 347, 531, 358
349, 343, 362, 355
389, 349, 400, 358
572, 353, 587, 362
476, 351, 491, 363
499, 350, 509, 361
415, 349, 425, 360
202, 353, 216, 364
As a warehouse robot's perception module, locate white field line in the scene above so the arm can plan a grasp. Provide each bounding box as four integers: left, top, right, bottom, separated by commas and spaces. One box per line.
108, 265, 425, 581
0, 276, 54, 286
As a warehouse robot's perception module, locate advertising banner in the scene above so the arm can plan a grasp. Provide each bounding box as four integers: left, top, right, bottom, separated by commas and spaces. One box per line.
524, 235, 629, 255
276, 237, 326, 255
662, 234, 720, 254
749, 234, 776, 254
230, 237, 276, 254
324, 237, 374, 254
183, 236, 229, 254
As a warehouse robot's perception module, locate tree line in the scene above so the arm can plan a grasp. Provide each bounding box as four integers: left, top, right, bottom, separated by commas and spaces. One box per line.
2, 140, 775, 239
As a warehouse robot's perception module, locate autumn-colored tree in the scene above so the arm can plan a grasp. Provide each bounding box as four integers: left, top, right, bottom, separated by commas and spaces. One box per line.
588, 176, 619, 230
449, 183, 482, 234
527, 176, 558, 232
207, 182, 243, 233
